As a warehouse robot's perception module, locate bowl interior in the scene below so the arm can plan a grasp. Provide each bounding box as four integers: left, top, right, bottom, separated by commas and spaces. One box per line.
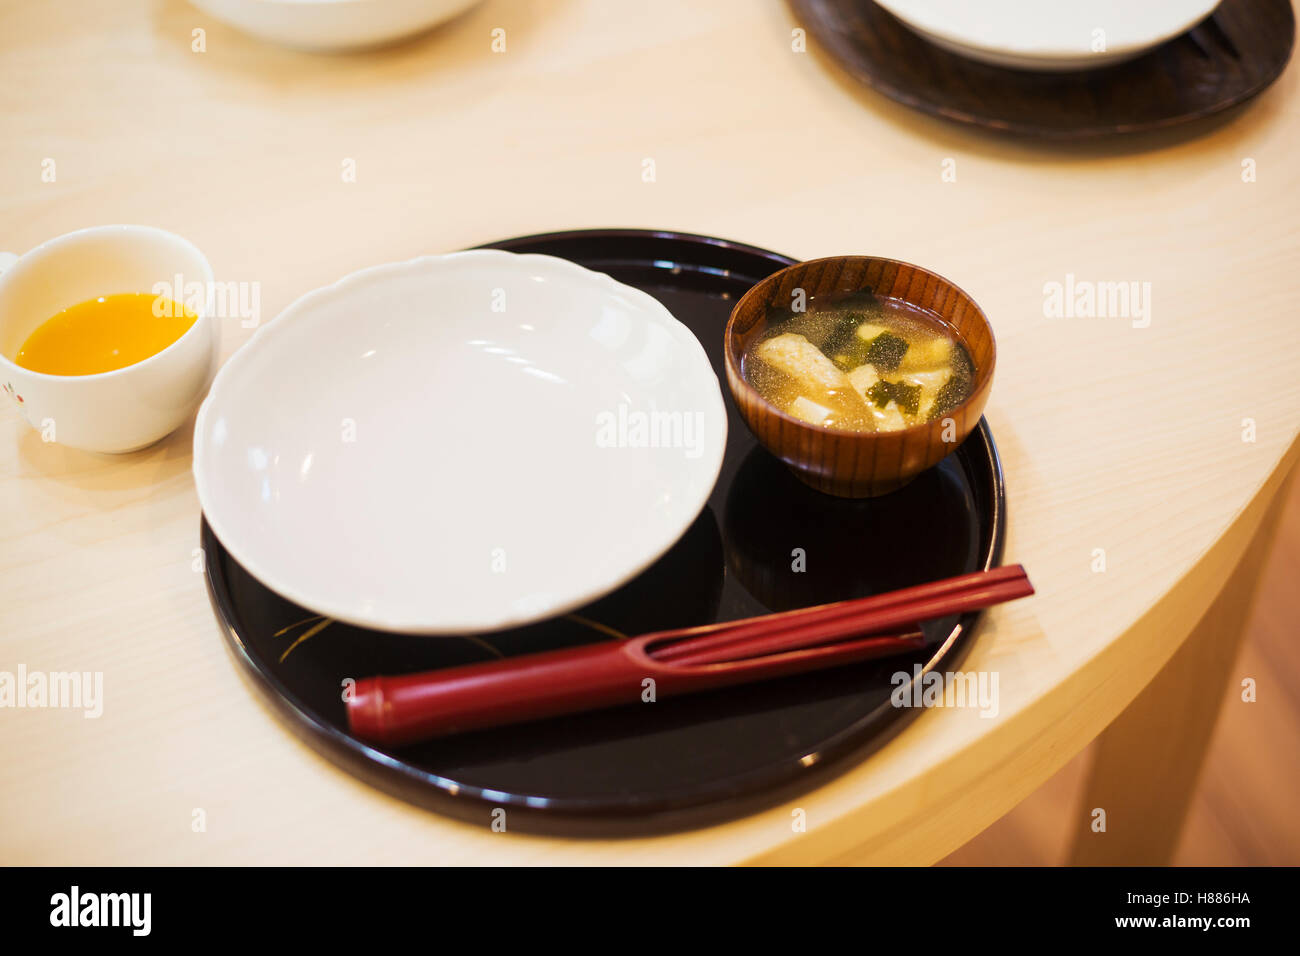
725, 255, 994, 436
0, 226, 212, 364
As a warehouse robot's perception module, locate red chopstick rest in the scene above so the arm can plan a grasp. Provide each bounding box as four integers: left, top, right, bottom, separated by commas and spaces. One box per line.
347, 630, 924, 747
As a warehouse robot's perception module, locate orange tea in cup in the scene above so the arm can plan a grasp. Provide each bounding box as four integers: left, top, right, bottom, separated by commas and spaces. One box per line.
15, 292, 195, 376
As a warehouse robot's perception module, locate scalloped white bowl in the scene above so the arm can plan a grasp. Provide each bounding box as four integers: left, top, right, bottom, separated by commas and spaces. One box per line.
193, 250, 727, 634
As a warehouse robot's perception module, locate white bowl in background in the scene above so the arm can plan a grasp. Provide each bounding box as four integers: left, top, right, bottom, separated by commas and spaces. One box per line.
875, 0, 1222, 71
0, 225, 219, 454
188, 0, 481, 52
193, 250, 728, 635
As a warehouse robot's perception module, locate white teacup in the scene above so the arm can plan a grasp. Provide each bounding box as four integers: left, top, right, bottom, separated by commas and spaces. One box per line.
0, 225, 219, 453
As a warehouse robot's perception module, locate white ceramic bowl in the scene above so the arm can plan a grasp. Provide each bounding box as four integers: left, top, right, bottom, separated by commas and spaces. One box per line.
0, 225, 219, 454
193, 250, 728, 634
188, 0, 481, 52
875, 0, 1221, 70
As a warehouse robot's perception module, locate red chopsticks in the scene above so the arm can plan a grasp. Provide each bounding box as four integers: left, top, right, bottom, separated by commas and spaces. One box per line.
347, 565, 1033, 747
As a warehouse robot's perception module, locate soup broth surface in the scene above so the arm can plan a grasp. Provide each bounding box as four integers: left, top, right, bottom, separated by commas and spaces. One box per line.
742, 293, 974, 433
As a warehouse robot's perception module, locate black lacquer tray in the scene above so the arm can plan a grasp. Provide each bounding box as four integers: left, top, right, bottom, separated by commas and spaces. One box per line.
201, 229, 1006, 834
790, 0, 1295, 139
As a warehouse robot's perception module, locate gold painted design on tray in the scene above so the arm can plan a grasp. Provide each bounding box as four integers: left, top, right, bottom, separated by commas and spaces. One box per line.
275, 615, 335, 663
564, 614, 630, 640
272, 614, 506, 662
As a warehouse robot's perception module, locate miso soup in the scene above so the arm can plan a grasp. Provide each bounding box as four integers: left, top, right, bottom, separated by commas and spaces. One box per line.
742, 294, 974, 433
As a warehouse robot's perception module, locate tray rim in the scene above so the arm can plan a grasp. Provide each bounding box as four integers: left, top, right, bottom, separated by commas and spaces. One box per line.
200, 227, 1008, 832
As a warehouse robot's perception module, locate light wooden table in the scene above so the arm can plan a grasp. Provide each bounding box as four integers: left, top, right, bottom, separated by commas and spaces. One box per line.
2, 0, 1298, 865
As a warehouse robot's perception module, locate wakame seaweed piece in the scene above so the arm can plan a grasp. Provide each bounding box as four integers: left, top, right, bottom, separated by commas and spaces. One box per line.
866, 379, 921, 415
865, 331, 909, 371
928, 376, 969, 420
866, 380, 894, 409
889, 380, 921, 415
820, 313, 872, 370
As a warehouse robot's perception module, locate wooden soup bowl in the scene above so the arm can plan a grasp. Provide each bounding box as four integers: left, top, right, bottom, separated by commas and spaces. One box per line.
724, 256, 995, 498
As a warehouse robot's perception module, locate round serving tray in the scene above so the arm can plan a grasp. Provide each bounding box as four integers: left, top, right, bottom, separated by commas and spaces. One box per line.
789, 0, 1295, 139
201, 228, 1007, 834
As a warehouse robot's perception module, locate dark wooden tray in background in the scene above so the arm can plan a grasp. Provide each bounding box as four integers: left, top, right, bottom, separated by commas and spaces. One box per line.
789, 0, 1295, 139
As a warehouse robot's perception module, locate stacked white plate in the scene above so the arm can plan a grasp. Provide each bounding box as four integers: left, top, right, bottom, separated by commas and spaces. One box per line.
874, 0, 1222, 70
